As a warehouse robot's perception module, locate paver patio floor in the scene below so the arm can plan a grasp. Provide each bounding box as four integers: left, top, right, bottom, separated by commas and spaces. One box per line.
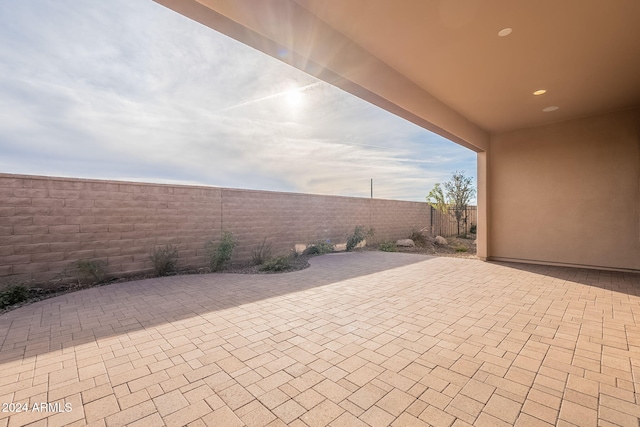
1, 252, 640, 427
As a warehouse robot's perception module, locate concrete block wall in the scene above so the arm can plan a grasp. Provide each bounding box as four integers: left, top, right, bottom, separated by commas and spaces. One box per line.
223, 189, 373, 261
0, 174, 430, 286
370, 199, 429, 242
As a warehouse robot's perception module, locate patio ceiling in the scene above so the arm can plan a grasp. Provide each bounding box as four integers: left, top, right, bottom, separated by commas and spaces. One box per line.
292, 0, 640, 133
154, 0, 640, 144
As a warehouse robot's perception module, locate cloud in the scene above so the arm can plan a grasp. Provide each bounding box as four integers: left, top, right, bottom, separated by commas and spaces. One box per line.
0, 0, 476, 202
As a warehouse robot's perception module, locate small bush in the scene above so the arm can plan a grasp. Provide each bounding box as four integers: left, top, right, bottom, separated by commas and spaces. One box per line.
151, 244, 178, 276
76, 259, 106, 283
252, 238, 272, 265
0, 285, 29, 309
303, 241, 334, 255
260, 255, 291, 272
379, 241, 397, 252
303, 246, 319, 255
315, 241, 334, 254
206, 231, 236, 272
455, 246, 468, 252
469, 224, 477, 234
346, 226, 375, 251
408, 228, 428, 247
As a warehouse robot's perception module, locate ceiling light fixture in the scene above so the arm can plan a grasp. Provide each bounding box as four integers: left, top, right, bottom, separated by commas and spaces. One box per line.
498, 28, 512, 37
542, 106, 559, 112
533, 89, 546, 96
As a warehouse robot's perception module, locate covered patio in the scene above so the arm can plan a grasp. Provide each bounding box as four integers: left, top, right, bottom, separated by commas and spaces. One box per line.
1, 253, 639, 426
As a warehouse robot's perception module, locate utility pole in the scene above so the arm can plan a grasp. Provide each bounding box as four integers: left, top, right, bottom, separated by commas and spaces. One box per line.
370, 178, 373, 199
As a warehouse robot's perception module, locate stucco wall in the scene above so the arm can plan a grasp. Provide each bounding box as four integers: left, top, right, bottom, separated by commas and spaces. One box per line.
489, 108, 640, 271
0, 174, 430, 285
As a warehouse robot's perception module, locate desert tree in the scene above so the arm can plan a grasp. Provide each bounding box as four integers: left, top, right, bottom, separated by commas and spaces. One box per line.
427, 171, 476, 236
443, 171, 476, 236
426, 183, 449, 236
426, 183, 448, 214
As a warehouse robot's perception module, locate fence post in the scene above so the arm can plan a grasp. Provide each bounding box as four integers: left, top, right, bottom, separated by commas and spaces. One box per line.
430, 205, 433, 235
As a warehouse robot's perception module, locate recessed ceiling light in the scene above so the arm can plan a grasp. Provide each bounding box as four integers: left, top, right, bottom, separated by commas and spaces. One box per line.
533, 89, 547, 96
498, 28, 512, 37
543, 106, 559, 112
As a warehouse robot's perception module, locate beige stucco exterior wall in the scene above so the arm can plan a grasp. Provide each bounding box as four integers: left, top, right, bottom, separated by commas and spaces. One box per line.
488, 108, 640, 271
476, 151, 488, 261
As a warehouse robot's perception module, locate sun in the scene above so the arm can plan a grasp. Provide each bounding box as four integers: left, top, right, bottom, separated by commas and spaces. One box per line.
284, 87, 304, 108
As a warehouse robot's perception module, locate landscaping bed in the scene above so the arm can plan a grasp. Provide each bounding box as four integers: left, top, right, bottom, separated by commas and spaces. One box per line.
394, 235, 477, 259
0, 255, 313, 315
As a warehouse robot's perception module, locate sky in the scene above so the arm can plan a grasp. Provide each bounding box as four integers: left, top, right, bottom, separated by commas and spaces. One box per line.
0, 0, 477, 202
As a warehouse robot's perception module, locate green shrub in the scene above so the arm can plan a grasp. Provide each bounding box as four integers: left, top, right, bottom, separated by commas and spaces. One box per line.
469, 224, 477, 234
252, 238, 272, 265
260, 255, 291, 272
303, 246, 319, 255
206, 231, 236, 272
76, 259, 106, 283
346, 226, 374, 251
150, 244, 178, 276
455, 246, 468, 252
379, 241, 397, 252
0, 285, 29, 309
408, 228, 428, 247
316, 241, 334, 254
303, 241, 334, 255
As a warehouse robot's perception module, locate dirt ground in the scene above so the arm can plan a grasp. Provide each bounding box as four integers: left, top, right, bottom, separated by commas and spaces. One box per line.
386, 234, 477, 259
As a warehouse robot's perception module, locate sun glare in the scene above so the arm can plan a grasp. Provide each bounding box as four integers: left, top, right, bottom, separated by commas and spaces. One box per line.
285, 87, 303, 108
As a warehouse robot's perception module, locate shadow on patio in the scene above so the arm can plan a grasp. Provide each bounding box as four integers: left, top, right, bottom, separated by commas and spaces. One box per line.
0, 252, 431, 365
490, 260, 640, 296
2, 252, 640, 426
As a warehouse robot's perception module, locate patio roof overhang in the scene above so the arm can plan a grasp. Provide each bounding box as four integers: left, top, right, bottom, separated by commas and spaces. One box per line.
153, 0, 640, 272
153, 0, 640, 146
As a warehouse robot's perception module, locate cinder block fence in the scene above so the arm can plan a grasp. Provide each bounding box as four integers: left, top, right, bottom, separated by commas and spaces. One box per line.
0, 174, 431, 286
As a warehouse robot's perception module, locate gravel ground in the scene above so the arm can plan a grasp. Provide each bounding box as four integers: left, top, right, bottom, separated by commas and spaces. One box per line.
394, 235, 477, 259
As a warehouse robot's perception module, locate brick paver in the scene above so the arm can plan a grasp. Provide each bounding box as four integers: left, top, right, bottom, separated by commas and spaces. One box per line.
1, 252, 640, 426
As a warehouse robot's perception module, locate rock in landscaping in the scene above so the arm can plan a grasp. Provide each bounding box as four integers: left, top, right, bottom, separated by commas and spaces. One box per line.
435, 236, 448, 245
396, 239, 415, 247
333, 243, 347, 252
